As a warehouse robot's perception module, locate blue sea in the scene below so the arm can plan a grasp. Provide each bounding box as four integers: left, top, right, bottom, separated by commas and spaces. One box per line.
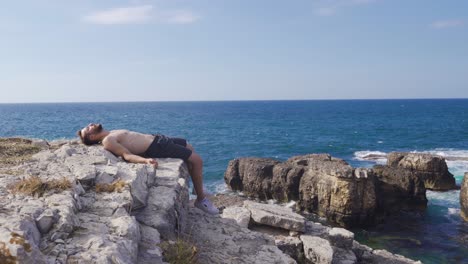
1, 99, 467, 263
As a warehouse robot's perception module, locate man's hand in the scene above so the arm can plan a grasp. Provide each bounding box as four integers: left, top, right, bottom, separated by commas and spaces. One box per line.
145, 158, 158, 168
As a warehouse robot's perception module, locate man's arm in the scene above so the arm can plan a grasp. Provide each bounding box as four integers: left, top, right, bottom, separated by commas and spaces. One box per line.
102, 137, 158, 167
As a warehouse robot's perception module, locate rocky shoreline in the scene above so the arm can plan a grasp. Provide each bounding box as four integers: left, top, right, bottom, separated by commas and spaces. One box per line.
224, 152, 458, 228
0, 138, 464, 263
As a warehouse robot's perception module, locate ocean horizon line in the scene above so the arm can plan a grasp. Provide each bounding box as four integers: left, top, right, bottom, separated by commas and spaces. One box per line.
1, 97, 468, 105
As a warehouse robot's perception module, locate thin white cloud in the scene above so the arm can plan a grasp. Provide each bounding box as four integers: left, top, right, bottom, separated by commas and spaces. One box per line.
83, 5, 154, 25
431, 19, 464, 29
314, 0, 377, 16
164, 10, 200, 24
82, 5, 201, 25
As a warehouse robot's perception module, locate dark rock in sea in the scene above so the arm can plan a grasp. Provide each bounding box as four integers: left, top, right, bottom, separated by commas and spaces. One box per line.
293, 155, 377, 228
225, 157, 304, 202
372, 165, 428, 213
224, 152, 455, 228
461, 173, 468, 221
386, 152, 456, 190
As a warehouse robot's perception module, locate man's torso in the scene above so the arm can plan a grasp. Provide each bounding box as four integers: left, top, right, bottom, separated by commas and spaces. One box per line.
107, 130, 154, 155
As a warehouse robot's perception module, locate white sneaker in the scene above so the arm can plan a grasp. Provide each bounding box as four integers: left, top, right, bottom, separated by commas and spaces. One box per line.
194, 197, 219, 215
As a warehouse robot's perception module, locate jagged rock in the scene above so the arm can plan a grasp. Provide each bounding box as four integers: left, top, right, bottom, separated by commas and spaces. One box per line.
53, 145, 77, 159
32, 151, 56, 162
352, 241, 421, 264
221, 206, 251, 228
461, 173, 468, 221
225, 158, 281, 200
185, 205, 297, 264
275, 236, 304, 263
135, 183, 189, 240
32, 139, 49, 149
387, 152, 456, 190
328, 227, 354, 250
271, 163, 305, 202
137, 224, 165, 264
298, 161, 377, 228
35, 209, 58, 234
1, 140, 193, 264
225, 155, 378, 228
244, 201, 305, 232
0, 221, 46, 264
116, 163, 155, 209
301, 235, 334, 264
372, 165, 427, 213
304, 221, 330, 237
333, 247, 357, 264
95, 172, 115, 184
224, 153, 450, 228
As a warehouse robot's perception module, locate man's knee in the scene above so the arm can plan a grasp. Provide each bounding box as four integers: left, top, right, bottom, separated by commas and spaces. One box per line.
188, 152, 202, 165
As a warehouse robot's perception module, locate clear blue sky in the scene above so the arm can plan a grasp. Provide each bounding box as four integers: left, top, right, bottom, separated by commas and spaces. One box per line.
1, 0, 467, 103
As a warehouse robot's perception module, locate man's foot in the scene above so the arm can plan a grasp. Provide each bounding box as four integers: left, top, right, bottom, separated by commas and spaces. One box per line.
194, 197, 219, 215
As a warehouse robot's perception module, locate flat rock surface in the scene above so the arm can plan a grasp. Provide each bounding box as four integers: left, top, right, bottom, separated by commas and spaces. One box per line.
185, 205, 296, 264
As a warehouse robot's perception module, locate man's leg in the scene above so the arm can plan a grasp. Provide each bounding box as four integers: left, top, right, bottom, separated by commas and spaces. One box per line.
187, 151, 205, 202
160, 138, 218, 214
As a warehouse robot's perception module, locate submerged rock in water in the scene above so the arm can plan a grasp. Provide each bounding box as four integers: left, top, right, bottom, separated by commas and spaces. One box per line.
461, 173, 468, 221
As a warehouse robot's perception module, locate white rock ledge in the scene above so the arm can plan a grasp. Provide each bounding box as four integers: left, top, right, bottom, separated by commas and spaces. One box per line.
0, 141, 189, 264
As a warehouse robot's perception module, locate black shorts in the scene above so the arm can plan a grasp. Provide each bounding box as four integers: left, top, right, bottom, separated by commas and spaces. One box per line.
143, 134, 192, 162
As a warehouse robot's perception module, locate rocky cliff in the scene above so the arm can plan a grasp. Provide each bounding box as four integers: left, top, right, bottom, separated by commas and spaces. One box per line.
386, 152, 456, 191
0, 138, 421, 263
0, 138, 191, 263
225, 154, 433, 228
210, 195, 421, 264
461, 173, 468, 222
0, 138, 297, 263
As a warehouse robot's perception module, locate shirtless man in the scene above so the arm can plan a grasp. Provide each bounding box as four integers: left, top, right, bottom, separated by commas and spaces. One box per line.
77, 123, 219, 214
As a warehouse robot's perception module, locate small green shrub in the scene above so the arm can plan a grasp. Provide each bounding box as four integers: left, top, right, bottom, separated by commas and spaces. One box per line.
160, 238, 199, 264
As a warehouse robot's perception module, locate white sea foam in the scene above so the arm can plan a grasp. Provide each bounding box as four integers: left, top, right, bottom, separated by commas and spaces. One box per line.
427, 190, 460, 208
447, 207, 461, 215
353, 150, 388, 164
353, 148, 468, 179
413, 149, 468, 180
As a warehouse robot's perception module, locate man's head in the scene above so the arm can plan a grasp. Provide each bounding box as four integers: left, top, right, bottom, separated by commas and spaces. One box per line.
77, 123, 104, 145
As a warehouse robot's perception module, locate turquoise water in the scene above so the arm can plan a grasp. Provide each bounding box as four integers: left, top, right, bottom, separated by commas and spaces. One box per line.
1, 99, 467, 262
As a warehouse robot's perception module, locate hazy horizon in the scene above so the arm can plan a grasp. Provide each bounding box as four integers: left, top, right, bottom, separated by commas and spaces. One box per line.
1, 97, 468, 105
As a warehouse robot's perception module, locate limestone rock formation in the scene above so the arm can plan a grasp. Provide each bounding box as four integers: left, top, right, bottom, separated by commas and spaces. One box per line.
186, 205, 296, 264
386, 152, 456, 190
217, 196, 421, 264
461, 173, 468, 221
372, 165, 427, 213
0, 140, 189, 264
294, 155, 377, 228
0, 138, 301, 264
225, 154, 378, 227
224, 152, 454, 228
